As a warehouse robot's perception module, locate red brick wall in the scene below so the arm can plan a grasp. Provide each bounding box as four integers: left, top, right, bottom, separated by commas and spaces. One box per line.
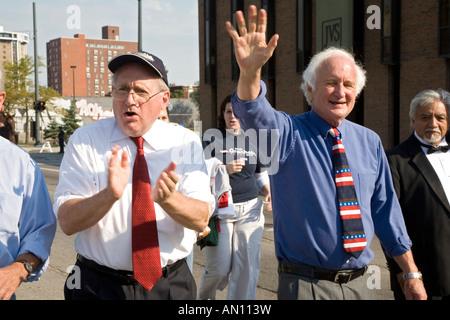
198, 0, 450, 148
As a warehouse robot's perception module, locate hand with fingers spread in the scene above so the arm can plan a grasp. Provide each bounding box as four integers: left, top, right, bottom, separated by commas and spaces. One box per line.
226, 5, 279, 100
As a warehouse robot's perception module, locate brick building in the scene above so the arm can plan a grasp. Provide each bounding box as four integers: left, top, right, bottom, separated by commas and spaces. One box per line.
198, 0, 450, 149
46, 26, 138, 98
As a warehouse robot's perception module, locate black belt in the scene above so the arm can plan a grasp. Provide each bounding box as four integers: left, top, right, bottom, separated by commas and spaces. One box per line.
278, 262, 367, 284
76, 254, 186, 285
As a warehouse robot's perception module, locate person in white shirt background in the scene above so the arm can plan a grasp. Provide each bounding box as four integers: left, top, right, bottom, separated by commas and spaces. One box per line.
54, 51, 211, 300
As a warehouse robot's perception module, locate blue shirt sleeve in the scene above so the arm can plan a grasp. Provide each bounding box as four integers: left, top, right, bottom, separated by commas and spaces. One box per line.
369, 141, 412, 257
0, 141, 56, 282
19, 159, 57, 281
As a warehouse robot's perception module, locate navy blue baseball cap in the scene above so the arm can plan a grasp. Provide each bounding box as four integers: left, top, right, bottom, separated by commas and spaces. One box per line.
108, 51, 168, 86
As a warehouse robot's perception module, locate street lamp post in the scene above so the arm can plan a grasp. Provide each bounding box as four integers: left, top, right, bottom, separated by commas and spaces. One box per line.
33, 2, 41, 146
138, 0, 142, 51
70, 65, 76, 107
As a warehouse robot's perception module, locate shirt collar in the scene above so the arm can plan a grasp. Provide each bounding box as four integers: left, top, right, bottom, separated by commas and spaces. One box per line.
143, 120, 167, 151
309, 109, 348, 140
110, 119, 167, 151
111, 120, 128, 143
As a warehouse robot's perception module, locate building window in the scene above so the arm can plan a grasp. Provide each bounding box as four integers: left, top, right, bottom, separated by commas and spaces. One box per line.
381, 0, 400, 65
439, 0, 450, 57
296, 0, 312, 73
204, 0, 217, 85
231, 0, 244, 81
261, 0, 275, 79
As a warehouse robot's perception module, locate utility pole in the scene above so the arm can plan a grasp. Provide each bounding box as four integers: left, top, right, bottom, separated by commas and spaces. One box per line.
71, 66, 77, 106
33, 2, 41, 146
138, 0, 142, 51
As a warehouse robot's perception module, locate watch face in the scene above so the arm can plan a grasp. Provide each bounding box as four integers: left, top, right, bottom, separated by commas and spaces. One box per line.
24, 262, 33, 273
16, 260, 32, 274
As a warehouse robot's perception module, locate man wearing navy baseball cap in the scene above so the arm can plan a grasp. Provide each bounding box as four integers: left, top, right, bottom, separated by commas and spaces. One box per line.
108, 51, 169, 86
54, 51, 212, 300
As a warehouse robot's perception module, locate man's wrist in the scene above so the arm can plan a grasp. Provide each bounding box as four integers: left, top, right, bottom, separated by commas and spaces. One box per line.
13, 259, 33, 278
402, 271, 423, 281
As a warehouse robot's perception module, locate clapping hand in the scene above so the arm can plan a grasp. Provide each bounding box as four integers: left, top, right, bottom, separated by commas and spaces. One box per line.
152, 161, 179, 203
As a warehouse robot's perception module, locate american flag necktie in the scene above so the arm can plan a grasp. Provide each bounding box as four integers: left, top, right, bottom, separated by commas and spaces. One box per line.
329, 128, 367, 258
131, 136, 162, 291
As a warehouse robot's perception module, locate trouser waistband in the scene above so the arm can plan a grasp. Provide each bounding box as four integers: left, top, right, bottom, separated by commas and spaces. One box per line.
76, 254, 186, 285
278, 262, 367, 284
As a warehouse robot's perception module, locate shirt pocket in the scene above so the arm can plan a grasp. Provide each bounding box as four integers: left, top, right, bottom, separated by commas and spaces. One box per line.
0, 193, 21, 235
356, 173, 376, 211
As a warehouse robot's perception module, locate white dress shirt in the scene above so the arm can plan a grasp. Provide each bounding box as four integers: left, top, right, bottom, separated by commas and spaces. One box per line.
415, 132, 450, 204
53, 118, 211, 270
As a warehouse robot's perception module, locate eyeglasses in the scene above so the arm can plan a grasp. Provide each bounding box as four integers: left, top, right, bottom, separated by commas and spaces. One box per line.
112, 88, 164, 105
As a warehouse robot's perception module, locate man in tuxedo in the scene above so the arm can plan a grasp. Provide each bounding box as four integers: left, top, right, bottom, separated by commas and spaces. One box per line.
387, 89, 450, 300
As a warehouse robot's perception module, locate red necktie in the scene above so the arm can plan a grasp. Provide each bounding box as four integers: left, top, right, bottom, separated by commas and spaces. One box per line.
131, 136, 162, 291
330, 128, 367, 258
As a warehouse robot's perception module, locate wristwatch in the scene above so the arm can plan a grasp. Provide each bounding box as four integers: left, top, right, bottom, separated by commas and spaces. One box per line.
402, 272, 423, 280
15, 259, 33, 277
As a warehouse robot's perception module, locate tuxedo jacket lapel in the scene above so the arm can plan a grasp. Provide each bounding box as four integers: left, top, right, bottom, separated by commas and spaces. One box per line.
409, 137, 450, 213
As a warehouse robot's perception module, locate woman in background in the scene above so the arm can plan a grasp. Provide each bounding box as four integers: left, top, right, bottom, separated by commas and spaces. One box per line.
199, 95, 271, 300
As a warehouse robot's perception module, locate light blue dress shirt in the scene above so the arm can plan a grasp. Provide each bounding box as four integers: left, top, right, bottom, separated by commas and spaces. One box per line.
0, 137, 56, 281
232, 81, 411, 270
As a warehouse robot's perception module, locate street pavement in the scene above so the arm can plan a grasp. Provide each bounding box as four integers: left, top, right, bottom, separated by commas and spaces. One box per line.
15, 145, 394, 300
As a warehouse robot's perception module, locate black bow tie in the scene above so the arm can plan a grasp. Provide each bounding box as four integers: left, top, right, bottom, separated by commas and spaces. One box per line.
419, 142, 450, 154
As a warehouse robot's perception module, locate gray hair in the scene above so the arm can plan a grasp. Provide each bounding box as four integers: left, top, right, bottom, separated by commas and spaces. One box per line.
300, 47, 367, 106
409, 89, 450, 129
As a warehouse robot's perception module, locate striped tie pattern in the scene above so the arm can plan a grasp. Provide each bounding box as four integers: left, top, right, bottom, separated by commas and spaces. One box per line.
329, 128, 367, 258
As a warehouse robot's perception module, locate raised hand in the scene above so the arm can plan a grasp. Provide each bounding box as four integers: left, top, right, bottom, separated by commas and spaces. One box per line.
225, 5, 278, 100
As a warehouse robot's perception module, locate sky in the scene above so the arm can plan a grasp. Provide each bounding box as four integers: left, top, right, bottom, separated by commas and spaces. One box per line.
2, 0, 199, 86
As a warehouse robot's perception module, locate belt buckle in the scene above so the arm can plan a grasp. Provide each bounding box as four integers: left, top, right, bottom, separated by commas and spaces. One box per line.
334, 271, 351, 283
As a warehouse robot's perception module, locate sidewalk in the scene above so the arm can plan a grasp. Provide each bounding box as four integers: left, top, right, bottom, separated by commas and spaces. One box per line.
19, 143, 59, 154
